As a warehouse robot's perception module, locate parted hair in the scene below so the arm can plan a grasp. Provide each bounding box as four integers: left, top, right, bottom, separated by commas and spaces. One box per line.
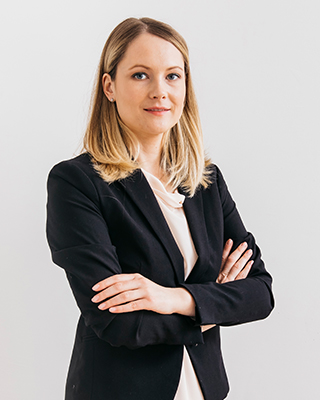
82, 17, 211, 196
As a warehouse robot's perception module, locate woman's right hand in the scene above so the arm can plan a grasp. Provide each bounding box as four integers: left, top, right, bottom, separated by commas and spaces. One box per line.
91, 273, 196, 317
216, 239, 254, 284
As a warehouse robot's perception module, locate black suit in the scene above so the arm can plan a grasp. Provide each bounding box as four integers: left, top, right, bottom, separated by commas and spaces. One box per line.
46, 153, 274, 400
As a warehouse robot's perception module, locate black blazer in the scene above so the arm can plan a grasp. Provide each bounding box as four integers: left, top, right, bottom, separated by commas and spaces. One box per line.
46, 153, 274, 400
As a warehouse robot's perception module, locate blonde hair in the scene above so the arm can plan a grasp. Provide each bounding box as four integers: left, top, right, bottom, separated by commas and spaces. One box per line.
83, 17, 211, 196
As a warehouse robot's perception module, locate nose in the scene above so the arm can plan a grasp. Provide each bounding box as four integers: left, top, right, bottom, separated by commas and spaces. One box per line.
152, 93, 166, 99
149, 78, 167, 100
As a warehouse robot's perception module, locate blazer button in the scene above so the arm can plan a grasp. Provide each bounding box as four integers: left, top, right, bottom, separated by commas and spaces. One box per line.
195, 344, 198, 347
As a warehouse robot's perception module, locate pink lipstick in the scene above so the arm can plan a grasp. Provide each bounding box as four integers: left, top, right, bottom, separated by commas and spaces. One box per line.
144, 107, 170, 116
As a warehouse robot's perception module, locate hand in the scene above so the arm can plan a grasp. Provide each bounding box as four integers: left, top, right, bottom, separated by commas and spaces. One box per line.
201, 240, 253, 332
216, 239, 254, 284
91, 273, 196, 317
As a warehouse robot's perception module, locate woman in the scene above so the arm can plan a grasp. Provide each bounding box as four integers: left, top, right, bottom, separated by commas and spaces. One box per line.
46, 17, 274, 400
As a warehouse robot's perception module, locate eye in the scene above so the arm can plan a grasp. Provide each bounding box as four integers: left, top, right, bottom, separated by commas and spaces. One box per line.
132, 72, 147, 80
167, 73, 180, 81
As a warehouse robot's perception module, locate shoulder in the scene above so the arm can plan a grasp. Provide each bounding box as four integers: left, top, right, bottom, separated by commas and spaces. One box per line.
49, 153, 95, 179
200, 163, 228, 194
47, 153, 102, 202
48, 153, 106, 189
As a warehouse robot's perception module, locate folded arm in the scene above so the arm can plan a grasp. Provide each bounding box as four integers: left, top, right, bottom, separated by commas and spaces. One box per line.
91, 239, 254, 334
181, 167, 274, 326
46, 161, 203, 349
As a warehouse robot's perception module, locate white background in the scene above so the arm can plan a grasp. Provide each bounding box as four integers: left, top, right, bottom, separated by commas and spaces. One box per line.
1, 1, 319, 399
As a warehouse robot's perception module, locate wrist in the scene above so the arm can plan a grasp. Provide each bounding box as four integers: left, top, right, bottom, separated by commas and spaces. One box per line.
172, 288, 196, 317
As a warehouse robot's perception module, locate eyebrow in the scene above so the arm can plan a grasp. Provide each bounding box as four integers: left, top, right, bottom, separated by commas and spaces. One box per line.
128, 64, 184, 71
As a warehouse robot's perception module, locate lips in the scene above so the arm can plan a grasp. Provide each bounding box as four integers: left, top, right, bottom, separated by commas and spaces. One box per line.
144, 107, 170, 111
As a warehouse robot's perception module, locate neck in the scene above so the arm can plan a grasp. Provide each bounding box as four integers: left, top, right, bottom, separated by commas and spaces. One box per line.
137, 136, 164, 179
137, 136, 175, 192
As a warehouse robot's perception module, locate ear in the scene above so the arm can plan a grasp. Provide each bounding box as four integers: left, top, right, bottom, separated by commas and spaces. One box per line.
102, 73, 116, 102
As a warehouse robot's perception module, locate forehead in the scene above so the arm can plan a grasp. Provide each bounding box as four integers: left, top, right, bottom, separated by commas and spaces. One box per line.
118, 33, 184, 70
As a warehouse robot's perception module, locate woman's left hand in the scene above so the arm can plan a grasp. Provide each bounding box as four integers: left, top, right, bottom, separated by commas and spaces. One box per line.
91, 273, 196, 316
200, 239, 254, 333
216, 239, 254, 284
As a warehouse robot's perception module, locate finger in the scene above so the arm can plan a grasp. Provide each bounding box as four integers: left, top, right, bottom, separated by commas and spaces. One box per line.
108, 299, 146, 313
92, 276, 143, 303
220, 239, 233, 271
92, 273, 141, 292
222, 249, 253, 282
220, 242, 248, 277
98, 289, 144, 310
235, 260, 254, 281
216, 271, 228, 284
217, 239, 234, 283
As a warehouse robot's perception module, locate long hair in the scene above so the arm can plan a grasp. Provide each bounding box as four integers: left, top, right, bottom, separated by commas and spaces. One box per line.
83, 17, 211, 196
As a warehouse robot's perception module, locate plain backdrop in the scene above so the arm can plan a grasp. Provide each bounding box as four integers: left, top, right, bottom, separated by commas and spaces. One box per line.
1, 1, 319, 399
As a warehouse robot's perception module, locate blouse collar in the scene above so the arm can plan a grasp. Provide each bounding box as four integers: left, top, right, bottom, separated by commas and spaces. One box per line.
141, 169, 185, 209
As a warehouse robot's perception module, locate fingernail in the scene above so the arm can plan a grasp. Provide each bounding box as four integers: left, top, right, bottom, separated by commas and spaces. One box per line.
91, 296, 99, 303
241, 242, 248, 248
98, 303, 106, 310
92, 284, 100, 291
227, 239, 232, 244
248, 249, 253, 255
109, 307, 116, 313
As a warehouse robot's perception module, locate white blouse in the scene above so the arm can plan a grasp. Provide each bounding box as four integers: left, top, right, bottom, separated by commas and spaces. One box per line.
142, 170, 205, 400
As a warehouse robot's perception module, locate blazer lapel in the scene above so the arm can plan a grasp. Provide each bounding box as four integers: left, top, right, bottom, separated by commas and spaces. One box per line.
181, 189, 215, 282
118, 170, 185, 283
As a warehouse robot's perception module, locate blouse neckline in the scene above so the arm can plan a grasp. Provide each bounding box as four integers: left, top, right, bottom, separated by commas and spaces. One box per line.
141, 169, 185, 209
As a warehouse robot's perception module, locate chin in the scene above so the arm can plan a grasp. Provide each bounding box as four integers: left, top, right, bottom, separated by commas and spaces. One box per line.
141, 124, 172, 136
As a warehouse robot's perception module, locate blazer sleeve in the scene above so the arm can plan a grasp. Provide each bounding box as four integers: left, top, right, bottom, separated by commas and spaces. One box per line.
46, 161, 203, 350
181, 166, 274, 326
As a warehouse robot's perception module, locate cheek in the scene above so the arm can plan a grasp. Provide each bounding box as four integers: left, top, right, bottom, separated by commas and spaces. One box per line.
115, 87, 137, 120
175, 82, 186, 104
118, 83, 145, 109
174, 87, 186, 115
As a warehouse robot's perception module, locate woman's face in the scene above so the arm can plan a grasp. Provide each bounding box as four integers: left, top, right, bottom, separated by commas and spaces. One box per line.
103, 33, 186, 144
